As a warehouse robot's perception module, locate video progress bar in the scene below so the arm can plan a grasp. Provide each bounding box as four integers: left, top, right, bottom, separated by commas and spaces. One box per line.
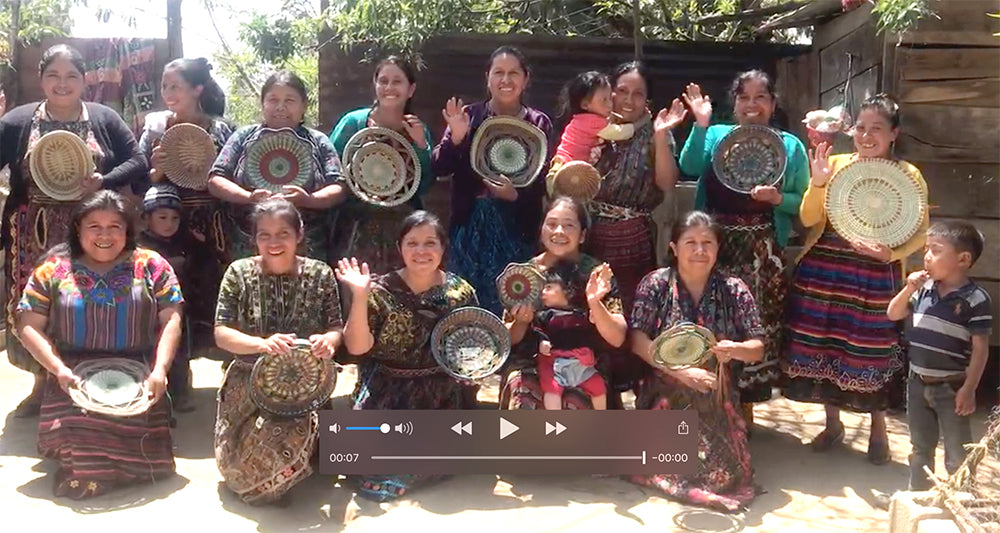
372, 451, 647, 464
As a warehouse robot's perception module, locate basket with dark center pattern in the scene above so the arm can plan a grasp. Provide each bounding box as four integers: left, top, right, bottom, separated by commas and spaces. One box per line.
68, 357, 153, 417
711, 125, 787, 194
244, 128, 314, 193
651, 322, 717, 369
471, 117, 547, 188
431, 307, 511, 381
250, 339, 337, 417
495, 262, 545, 310
343, 127, 420, 207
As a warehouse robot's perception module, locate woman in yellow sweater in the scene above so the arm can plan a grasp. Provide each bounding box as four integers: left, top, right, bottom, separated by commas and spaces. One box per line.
783, 94, 928, 465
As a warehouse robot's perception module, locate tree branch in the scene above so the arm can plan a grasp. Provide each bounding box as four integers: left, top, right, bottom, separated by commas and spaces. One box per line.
696, 1, 808, 25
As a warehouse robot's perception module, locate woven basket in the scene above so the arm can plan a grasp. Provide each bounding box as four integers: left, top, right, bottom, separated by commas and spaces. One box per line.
431, 307, 511, 381
825, 158, 926, 249
651, 322, 717, 369
343, 127, 420, 207
68, 357, 154, 417
244, 128, 314, 193
551, 160, 602, 202
711, 125, 787, 194
495, 262, 545, 310
29, 130, 94, 201
471, 117, 547, 188
159, 123, 216, 190
250, 338, 337, 418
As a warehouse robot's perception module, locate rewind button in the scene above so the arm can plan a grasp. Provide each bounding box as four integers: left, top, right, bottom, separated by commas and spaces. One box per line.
545, 422, 567, 435
451, 422, 473, 435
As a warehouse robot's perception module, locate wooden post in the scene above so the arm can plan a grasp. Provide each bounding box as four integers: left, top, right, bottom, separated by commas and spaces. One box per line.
166, 0, 183, 59
632, 0, 642, 60
4, 0, 22, 107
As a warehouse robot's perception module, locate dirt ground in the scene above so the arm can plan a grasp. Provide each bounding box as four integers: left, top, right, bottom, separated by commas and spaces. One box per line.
0, 355, 991, 533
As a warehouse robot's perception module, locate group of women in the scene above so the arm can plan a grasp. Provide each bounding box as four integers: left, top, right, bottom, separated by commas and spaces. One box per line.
1, 42, 927, 512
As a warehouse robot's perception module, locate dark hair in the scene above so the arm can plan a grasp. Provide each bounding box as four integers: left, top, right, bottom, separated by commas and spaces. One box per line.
927, 221, 985, 265
544, 196, 591, 232
729, 69, 776, 103
164, 57, 226, 117
609, 61, 652, 97
261, 70, 309, 105
250, 198, 303, 237
39, 44, 86, 77
859, 93, 901, 129
487, 46, 531, 78
558, 71, 611, 117
668, 211, 723, 267
64, 191, 138, 258
373, 56, 417, 115
543, 260, 583, 307
397, 210, 448, 249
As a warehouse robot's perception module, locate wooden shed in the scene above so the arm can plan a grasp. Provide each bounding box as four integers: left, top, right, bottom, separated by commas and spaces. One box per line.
796, 1, 1000, 345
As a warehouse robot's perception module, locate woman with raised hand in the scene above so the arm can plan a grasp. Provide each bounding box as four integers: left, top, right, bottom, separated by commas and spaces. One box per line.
431, 45, 552, 315
336, 210, 477, 501
784, 94, 928, 465
678, 70, 809, 423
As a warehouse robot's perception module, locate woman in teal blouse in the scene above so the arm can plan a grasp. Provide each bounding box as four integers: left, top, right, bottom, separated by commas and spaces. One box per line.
678, 70, 809, 424
329, 56, 435, 275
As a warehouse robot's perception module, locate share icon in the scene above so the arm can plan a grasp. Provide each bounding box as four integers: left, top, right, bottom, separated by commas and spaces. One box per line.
545, 422, 567, 435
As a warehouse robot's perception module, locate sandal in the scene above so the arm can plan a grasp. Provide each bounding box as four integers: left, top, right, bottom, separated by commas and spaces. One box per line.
867, 439, 891, 465
810, 424, 845, 452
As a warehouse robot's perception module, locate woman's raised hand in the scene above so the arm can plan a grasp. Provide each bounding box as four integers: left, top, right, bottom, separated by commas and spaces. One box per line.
585, 263, 614, 304
335, 257, 372, 295
442, 97, 471, 146
682, 83, 713, 128
808, 141, 834, 188
259, 333, 296, 355
403, 114, 428, 149
654, 98, 688, 134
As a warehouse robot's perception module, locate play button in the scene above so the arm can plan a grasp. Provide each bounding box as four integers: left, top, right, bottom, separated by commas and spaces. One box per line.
545, 422, 567, 435
499, 417, 519, 440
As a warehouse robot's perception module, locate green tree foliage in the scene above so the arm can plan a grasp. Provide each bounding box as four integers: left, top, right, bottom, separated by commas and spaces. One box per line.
1, 0, 77, 66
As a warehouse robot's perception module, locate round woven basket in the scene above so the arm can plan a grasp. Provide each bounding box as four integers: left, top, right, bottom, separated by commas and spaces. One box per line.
343, 127, 420, 207
651, 322, 717, 369
471, 117, 548, 188
250, 338, 337, 418
431, 307, 511, 381
29, 130, 95, 201
244, 128, 314, 193
825, 158, 926, 249
551, 160, 602, 202
159, 123, 216, 190
711, 125, 787, 194
495, 262, 545, 310
68, 357, 153, 417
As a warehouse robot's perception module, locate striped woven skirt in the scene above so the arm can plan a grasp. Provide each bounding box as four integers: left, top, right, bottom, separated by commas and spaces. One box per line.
715, 213, 786, 404
585, 214, 655, 313
37, 355, 175, 499
782, 229, 904, 412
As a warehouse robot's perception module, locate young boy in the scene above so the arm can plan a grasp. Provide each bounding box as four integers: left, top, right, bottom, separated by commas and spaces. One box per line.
887, 221, 993, 490
139, 184, 196, 413
533, 264, 607, 410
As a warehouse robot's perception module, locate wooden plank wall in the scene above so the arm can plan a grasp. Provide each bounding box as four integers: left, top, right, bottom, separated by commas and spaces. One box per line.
318, 33, 808, 263
889, 0, 1000, 346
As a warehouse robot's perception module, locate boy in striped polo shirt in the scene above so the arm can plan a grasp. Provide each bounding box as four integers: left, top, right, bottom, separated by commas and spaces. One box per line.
887, 221, 992, 490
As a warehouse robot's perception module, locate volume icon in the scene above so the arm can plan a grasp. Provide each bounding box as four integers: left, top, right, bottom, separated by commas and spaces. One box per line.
330, 423, 341, 433
394, 421, 414, 435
